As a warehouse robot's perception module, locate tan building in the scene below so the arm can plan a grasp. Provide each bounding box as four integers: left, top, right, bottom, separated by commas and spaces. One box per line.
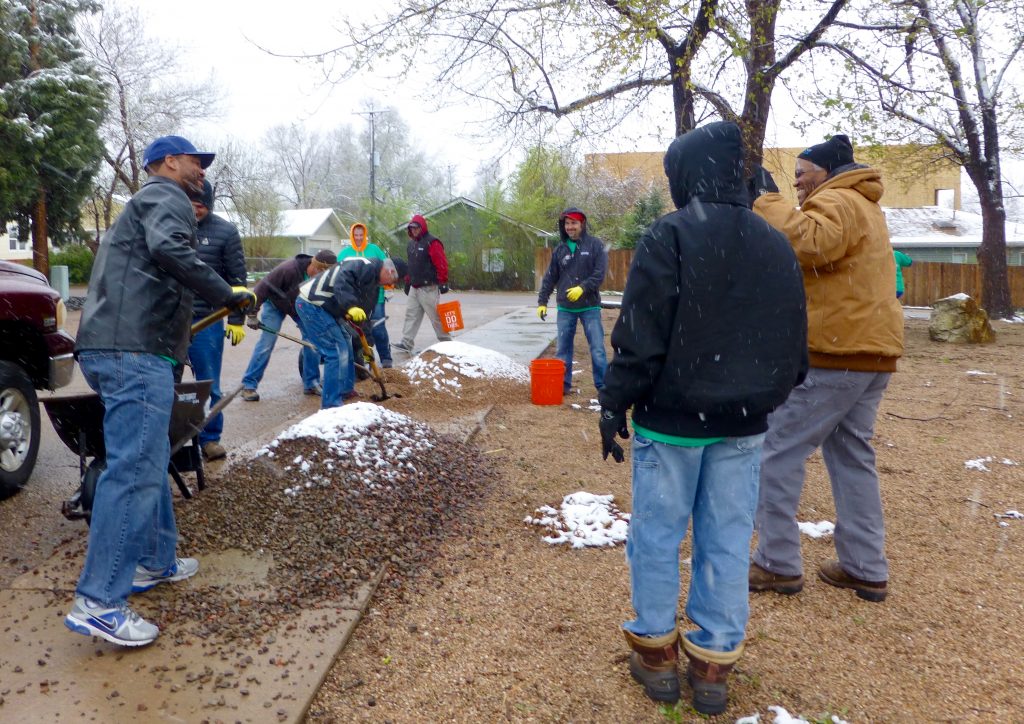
587, 143, 961, 210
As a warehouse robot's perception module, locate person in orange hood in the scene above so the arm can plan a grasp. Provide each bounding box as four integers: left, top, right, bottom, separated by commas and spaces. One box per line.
338, 222, 393, 367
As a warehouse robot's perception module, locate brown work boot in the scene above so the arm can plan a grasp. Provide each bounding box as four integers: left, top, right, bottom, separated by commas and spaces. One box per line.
748, 561, 804, 594
201, 441, 226, 461
621, 628, 680, 703
241, 388, 260, 402
818, 559, 888, 602
682, 639, 743, 716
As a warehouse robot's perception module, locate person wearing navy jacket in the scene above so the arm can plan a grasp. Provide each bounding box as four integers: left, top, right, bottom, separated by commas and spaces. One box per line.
536, 207, 609, 394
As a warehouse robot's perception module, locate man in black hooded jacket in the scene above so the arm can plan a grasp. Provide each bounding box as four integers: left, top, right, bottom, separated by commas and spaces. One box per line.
536, 207, 608, 394
599, 121, 807, 713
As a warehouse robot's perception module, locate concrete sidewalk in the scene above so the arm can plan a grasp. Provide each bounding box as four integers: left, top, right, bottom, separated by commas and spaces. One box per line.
0, 303, 566, 723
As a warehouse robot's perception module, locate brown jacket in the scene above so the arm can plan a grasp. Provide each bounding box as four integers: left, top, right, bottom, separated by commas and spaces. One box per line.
754, 165, 903, 372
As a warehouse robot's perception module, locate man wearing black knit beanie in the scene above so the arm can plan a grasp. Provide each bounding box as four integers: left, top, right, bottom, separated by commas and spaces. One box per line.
746, 133, 904, 604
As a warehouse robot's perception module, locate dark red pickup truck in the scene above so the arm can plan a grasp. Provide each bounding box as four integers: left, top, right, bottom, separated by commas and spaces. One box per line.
0, 260, 75, 495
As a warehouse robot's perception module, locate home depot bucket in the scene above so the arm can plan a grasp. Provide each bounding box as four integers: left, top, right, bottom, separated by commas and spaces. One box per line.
530, 359, 565, 405
437, 300, 464, 333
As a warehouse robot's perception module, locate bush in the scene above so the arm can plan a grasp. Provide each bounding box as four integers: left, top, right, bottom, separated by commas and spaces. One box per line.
49, 244, 95, 284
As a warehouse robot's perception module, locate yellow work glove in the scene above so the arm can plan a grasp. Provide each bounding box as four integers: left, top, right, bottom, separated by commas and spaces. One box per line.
537, 305, 547, 321
227, 285, 257, 312
225, 324, 246, 346
566, 286, 584, 302
347, 306, 367, 323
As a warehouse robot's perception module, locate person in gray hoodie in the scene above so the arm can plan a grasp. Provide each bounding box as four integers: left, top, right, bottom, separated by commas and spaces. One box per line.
536, 207, 608, 394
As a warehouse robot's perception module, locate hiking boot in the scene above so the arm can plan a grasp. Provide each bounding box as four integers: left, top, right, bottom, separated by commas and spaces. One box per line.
304, 382, 323, 396
342, 390, 360, 402
201, 441, 226, 461
749, 561, 804, 594
380, 360, 393, 369
682, 639, 743, 716
818, 559, 888, 602
392, 341, 413, 353
64, 596, 159, 647
241, 388, 260, 402
131, 557, 200, 593
622, 628, 680, 703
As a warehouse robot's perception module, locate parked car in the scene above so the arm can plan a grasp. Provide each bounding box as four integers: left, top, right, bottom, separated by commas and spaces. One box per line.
0, 260, 75, 495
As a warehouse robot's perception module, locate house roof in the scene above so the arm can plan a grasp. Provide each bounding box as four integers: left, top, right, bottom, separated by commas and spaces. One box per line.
277, 208, 348, 238
885, 206, 1024, 247
391, 197, 556, 239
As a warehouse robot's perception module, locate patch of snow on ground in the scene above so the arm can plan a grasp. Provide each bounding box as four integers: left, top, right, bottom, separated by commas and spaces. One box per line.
736, 706, 849, 724
404, 341, 529, 393
966, 370, 993, 376
965, 457, 993, 471
524, 491, 630, 548
798, 520, 835, 538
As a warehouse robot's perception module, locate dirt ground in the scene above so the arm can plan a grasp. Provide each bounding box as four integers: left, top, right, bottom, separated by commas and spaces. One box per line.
306, 312, 1024, 723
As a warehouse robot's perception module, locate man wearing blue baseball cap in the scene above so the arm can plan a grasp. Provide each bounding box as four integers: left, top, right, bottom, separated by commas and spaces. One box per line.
69, 135, 255, 647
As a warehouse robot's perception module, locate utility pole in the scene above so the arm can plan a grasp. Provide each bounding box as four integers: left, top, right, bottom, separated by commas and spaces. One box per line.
353, 108, 387, 208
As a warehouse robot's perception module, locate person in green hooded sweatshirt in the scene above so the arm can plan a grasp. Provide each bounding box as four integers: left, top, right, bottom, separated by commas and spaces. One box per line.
894, 249, 913, 300
338, 222, 393, 367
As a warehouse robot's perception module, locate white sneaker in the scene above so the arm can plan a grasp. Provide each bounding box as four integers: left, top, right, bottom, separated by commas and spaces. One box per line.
64, 596, 159, 647
131, 557, 199, 593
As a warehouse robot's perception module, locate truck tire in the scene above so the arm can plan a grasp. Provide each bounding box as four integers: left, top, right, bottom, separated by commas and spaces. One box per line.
0, 360, 41, 497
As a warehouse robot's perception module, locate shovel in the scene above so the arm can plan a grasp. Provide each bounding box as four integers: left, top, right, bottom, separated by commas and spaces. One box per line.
346, 319, 399, 402
257, 322, 319, 351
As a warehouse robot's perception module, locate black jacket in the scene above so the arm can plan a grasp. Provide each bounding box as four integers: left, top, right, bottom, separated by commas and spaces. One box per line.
191, 212, 247, 324
599, 122, 808, 438
299, 257, 382, 321
537, 208, 607, 310
76, 176, 233, 363
253, 254, 312, 321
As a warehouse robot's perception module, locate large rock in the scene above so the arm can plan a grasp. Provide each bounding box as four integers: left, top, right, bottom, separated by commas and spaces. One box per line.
929, 293, 996, 343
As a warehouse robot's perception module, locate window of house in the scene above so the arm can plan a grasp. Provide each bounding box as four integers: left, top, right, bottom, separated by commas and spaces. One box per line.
482, 248, 505, 273
951, 252, 968, 264
935, 189, 955, 209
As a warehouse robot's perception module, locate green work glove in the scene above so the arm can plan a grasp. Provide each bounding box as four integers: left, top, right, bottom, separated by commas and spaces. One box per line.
225, 324, 246, 346
537, 305, 547, 321
347, 306, 367, 323
566, 286, 584, 302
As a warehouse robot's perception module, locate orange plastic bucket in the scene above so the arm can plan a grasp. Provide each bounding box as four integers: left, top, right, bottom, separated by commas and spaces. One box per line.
530, 358, 565, 405
437, 300, 464, 333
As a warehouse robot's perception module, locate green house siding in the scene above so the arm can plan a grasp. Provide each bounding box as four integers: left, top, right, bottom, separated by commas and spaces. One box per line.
394, 204, 546, 291
892, 245, 1024, 265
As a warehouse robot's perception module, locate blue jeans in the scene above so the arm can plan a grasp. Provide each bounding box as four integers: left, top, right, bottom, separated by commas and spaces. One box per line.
188, 319, 224, 445
371, 301, 391, 363
241, 301, 320, 391
296, 298, 353, 408
556, 308, 607, 390
624, 432, 765, 653
76, 351, 178, 607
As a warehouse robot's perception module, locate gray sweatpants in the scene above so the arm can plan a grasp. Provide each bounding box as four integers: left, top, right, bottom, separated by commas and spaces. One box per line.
753, 367, 891, 582
400, 284, 451, 349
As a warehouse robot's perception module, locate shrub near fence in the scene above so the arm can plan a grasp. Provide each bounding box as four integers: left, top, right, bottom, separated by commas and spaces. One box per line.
536, 250, 1024, 310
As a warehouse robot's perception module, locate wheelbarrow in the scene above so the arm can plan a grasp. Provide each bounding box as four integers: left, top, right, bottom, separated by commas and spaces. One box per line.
46, 306, 245, 524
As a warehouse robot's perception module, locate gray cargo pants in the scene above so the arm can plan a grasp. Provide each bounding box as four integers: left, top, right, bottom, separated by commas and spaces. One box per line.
400, 284, 452, 349
753, 367, 891, 582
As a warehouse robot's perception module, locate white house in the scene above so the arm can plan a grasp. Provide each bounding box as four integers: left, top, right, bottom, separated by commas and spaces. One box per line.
0, 221, 33, 262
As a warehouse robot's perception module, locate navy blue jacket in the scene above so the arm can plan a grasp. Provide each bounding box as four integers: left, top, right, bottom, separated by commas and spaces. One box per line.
599, 122, 808, 438
192, 212, 246, 324
537, 208, 607, 310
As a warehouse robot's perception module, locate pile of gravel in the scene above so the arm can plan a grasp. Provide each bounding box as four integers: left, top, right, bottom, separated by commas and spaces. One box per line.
167, 404, 494, 645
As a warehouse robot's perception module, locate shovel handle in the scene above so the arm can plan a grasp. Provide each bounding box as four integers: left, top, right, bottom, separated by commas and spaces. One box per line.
190, 307, 232, 336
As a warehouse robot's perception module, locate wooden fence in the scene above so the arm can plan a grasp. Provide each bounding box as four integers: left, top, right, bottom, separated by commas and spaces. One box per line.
535, 250, 1024, 309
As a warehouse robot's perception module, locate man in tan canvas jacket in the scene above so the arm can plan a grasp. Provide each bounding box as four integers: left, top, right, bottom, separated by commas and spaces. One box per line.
747, 134, 904, 603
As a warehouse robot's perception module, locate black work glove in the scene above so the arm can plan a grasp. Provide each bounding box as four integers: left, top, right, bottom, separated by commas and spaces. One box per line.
747, 164, 779, 202
599, 408, 629, 463
439, 284, 449, 294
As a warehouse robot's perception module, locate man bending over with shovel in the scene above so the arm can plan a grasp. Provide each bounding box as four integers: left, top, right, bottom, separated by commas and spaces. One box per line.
295, 256, 400, 408
240, 249, 338, 401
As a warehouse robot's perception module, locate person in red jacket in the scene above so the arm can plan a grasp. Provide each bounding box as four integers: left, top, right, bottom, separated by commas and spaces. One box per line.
392, 214, 452, 353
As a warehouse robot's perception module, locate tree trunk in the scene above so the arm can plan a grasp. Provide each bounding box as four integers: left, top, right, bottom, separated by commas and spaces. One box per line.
976, 192, 1014, 319
32, 186, 49, 278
